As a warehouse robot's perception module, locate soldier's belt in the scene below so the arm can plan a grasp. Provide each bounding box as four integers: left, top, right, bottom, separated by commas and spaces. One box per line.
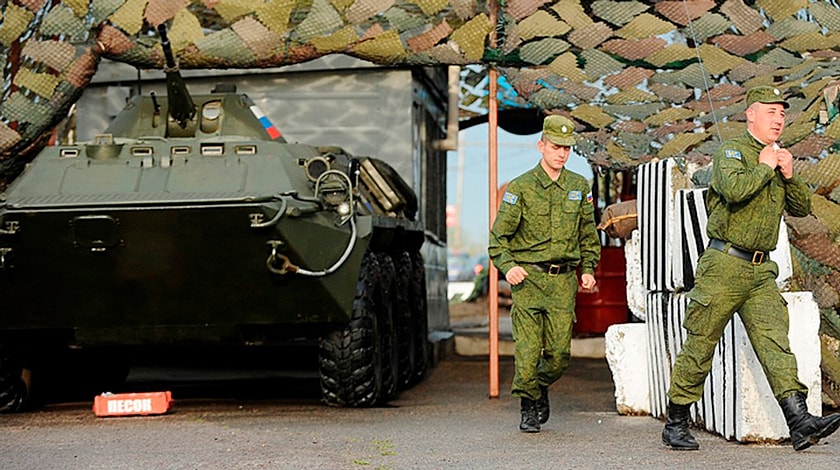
524, 262, 576, 275
709, 239, 767, 265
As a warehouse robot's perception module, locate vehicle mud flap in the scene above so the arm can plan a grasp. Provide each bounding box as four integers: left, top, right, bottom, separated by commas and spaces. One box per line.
408, 250, 429, 384
392, 251, 415, 389
374, 252, 399, 402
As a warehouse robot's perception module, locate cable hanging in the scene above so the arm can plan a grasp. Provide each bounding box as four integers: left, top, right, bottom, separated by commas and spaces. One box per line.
682, 0, 723, 146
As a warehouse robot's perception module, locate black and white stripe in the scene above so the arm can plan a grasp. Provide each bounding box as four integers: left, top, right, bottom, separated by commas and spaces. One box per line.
635, 160, 801, 442
673, 188, 709, 291
637, 160, 674, 292
645, 291, 670, 419
645, 292, 738, 439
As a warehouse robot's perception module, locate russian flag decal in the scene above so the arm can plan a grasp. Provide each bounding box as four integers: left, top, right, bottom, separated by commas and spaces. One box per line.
250, 105, 282, 140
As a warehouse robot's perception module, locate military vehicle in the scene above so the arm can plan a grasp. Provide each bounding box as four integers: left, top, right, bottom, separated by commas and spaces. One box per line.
0, 25, 429, 412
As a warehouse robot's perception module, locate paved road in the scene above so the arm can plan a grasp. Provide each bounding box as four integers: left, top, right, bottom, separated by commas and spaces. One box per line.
2, 356, 839, 469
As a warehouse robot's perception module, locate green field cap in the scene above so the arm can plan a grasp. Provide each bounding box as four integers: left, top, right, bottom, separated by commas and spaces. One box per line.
746, 86, 789, 109
543, 115, 576, 146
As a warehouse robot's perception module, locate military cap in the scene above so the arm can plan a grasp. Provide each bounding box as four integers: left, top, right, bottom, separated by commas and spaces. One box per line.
745, 86, 789, 109
543, 115, 576, 146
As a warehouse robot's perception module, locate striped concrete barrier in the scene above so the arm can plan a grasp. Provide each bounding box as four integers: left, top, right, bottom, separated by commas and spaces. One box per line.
606, 160, 819, 443
642, 291, 820, 442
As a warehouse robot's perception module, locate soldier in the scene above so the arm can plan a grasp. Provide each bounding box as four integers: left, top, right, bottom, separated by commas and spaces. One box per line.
662, 86, 840, 451
488, 115, 601, 433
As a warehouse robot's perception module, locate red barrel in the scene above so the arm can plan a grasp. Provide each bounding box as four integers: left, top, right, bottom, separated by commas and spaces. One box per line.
574, 246, 629, 335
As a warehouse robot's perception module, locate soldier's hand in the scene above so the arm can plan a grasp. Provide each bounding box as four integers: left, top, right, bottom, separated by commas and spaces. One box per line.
776, 147, 794, 179
758, 144, 779, 170
505, 266, 528, 285
580, 273, 596, 291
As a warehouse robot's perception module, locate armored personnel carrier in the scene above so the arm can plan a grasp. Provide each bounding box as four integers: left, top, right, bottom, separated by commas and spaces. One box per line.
0, 26, 429, 411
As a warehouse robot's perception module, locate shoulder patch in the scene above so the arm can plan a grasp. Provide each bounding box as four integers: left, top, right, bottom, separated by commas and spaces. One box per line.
724, 149, 741, 160
502, 192, 518, 205
586, 192, 593, 203
569, 190, 582, 201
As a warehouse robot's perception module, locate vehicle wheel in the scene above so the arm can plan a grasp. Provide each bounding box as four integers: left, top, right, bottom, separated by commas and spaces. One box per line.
409, 251, 430, 384
375, 252, 399, 401
319, 252, 383, 407
0, 341, 30, 413
392, 251, 415, 389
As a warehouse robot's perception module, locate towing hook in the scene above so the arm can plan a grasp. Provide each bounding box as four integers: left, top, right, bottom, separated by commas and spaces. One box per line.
265, 240, 296, 275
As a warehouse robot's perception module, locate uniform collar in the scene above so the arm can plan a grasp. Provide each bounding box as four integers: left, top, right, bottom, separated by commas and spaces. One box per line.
744, 131, 767, 152
533, 164, 566, 188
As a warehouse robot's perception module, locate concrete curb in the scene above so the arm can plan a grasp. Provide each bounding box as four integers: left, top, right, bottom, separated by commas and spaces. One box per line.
451, 315, 606, 359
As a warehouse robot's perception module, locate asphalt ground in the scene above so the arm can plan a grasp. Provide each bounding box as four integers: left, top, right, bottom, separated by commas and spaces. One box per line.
2, 354, 839, 469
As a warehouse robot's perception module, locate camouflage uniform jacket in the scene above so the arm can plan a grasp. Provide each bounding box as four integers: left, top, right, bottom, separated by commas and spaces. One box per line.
706, 132, 811, 252
489, 164, 600, 276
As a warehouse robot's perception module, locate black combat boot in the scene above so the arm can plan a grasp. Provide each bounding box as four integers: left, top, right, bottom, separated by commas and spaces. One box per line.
661, 401, 699, 450
779, 391, 840, 451
519, 398, 540, 433
536, 385, 550, 424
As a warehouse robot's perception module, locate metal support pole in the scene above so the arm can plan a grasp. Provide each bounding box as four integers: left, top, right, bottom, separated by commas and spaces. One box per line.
487, 0, 500, 399
488, 66, 499, 399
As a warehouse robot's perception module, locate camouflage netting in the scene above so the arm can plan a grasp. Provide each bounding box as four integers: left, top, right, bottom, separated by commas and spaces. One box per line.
4, 0, 840, 405
5, 1, 840, 167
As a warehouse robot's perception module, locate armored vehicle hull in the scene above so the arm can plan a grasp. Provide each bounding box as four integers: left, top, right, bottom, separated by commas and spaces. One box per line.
0, 46, 430, 410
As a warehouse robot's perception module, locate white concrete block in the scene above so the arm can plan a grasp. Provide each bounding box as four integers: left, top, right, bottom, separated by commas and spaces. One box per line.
605, 323, 650, 415
638, 159, 680, 291
672, 188, 709, 291
770, 220, 793, 291
734, 291, 821, 441
645, 290, 822, 442
645, 292, 683, 419
624, 230, 646, 322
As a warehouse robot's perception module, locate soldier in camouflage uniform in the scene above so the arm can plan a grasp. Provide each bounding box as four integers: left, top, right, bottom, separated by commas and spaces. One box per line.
662, 86, 840, 451
488, 115, 601, 433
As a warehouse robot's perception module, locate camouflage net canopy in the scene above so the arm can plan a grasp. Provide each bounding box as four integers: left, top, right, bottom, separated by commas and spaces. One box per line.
4, 0, 840, 167
4, 1, 840, 160
5, 0, 840, 403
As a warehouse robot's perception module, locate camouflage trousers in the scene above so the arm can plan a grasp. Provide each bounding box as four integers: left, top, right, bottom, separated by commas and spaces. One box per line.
510, 269, 578, 401
669, 249, 807, 405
